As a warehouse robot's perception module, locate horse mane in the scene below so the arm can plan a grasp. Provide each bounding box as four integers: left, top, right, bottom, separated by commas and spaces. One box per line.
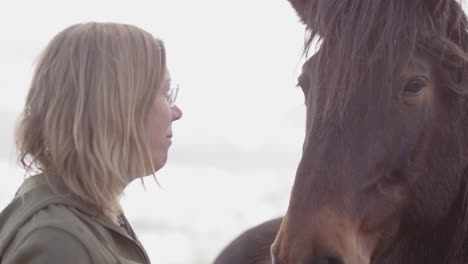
302, 0, 468, 122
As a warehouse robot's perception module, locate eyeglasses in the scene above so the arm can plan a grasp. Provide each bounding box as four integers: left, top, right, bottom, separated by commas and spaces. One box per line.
166, 83, 179, 106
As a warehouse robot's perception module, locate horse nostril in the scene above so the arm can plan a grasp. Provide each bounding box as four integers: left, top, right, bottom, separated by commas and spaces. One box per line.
311, 256, 344, 264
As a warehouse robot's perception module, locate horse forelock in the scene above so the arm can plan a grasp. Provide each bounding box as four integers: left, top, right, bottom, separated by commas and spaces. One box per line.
302, 0, 468, 123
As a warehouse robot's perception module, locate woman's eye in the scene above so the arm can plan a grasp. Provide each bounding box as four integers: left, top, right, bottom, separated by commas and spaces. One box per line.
403, 77, 428, 96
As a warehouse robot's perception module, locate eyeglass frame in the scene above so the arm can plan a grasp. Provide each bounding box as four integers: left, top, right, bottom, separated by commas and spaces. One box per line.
166, 83, 179, 107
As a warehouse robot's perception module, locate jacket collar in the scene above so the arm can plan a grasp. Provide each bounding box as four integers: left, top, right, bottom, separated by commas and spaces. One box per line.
12, 174, 139, 243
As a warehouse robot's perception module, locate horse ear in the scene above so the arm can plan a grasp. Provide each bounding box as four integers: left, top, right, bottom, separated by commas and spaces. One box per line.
288, 0, 312, 25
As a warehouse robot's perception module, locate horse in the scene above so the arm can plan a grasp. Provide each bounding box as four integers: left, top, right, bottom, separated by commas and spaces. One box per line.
213, 218, 282, 264
217, 0, 468, 263
271, 0, 468, 263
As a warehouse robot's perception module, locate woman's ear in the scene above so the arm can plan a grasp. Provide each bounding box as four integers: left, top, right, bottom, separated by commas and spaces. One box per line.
288, 0, 312, 25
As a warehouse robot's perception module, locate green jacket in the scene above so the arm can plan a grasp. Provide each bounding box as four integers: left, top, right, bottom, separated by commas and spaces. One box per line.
0, 174, 151, 263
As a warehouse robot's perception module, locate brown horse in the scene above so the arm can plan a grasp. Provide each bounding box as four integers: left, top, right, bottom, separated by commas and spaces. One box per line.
213, 218, 282, 264
216, 0, 468, 264
271, 0, 468, 263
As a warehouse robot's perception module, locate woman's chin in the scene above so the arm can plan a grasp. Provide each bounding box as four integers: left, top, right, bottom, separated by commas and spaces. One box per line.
153, 155, 168, 171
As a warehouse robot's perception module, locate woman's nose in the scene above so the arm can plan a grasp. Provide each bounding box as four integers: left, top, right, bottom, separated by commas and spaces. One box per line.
171, 105, 183, 121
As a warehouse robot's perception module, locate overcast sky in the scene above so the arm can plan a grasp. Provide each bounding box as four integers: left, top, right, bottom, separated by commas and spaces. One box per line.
1, 0, 307, 263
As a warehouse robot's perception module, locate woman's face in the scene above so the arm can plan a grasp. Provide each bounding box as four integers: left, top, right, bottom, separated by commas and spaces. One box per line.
147, 69, 183, 172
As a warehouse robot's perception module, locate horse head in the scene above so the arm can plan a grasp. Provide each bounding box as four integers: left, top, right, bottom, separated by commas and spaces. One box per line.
272, 0, 468, 263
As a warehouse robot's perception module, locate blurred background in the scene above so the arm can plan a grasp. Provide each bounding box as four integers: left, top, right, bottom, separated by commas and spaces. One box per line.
0, 0, 307, 263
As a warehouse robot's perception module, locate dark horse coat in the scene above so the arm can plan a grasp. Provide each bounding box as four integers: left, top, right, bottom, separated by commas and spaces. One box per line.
213, 218, 282, 264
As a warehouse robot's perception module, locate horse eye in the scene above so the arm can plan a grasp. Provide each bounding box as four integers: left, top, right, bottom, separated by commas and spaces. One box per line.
403, 78, 428, 96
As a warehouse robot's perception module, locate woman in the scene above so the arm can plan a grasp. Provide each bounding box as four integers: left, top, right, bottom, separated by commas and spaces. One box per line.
0, 22, 182, 263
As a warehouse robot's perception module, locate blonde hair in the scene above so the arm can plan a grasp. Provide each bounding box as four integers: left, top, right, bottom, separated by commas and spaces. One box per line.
16, 22, 166, 214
